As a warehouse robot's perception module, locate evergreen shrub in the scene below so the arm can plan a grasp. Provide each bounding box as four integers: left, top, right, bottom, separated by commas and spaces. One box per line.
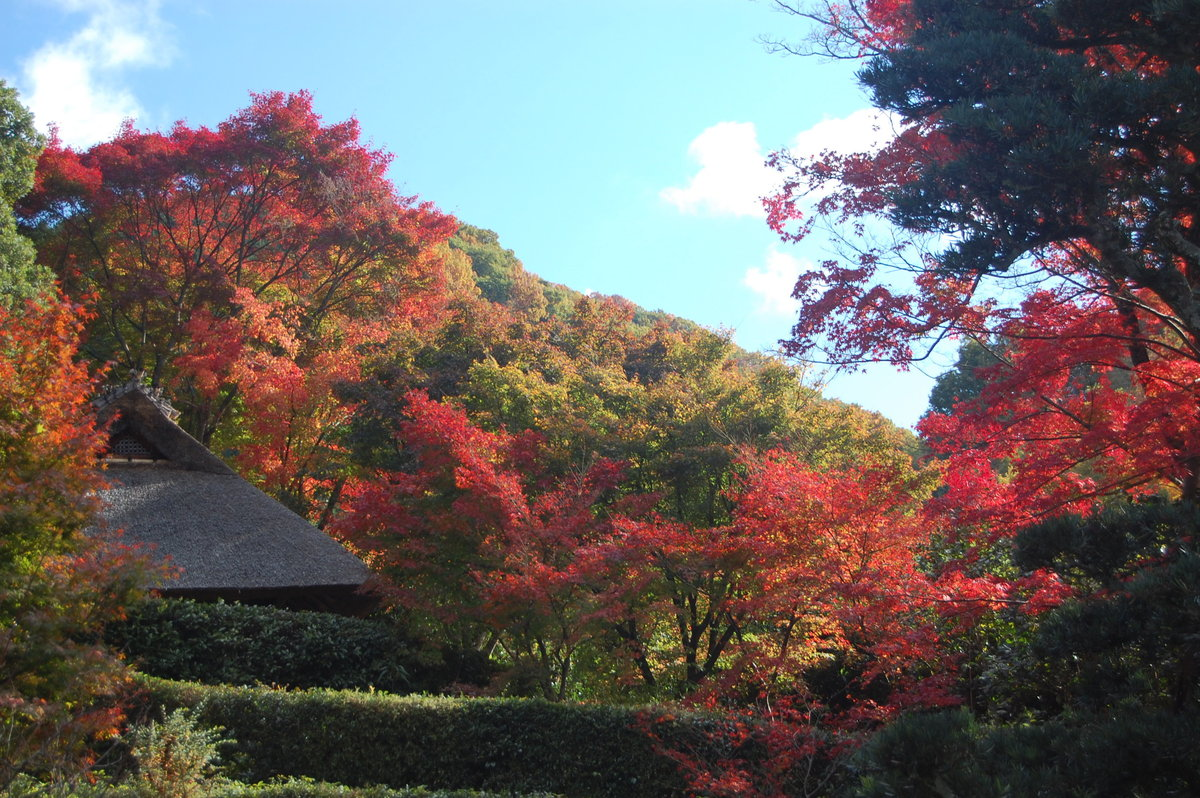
107, 599, 490, 694
133, 678, 736, 798
849, 706, 1200, 797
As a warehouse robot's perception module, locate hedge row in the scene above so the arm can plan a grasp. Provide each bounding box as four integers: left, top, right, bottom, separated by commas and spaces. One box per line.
133, 678, 746, 798
106, 599, 490, 693
218, 780, 556, 798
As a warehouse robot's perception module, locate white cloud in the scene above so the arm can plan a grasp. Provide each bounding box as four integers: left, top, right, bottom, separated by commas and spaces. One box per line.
661, 108, 900, 219
743, 247, 806, 317
659, 121, 775, 217
786, 107, 897, 163
20, 0, 173, 148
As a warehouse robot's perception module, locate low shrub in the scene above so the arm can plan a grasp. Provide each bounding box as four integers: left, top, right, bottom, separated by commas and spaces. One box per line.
106, 599, 490, 694
122, 708, 229, 798
131, 678, 744, 798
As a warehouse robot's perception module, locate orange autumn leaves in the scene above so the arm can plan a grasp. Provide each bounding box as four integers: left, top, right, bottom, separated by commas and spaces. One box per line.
0, 298, 154, 782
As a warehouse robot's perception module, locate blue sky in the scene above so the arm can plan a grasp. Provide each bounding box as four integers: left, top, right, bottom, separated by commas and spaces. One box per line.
0, 0, 948, 427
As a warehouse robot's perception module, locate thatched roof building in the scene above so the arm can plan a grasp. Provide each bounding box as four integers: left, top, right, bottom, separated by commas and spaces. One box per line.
94, 381, 372, 614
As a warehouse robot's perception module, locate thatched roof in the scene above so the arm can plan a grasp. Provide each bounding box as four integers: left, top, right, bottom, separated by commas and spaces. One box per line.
94, 383, 371, 612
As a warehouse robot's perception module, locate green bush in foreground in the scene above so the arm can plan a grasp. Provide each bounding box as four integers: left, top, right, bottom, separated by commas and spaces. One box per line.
123, 708, 228, 798
106, 599, 490, 694
131, 678, 744, 798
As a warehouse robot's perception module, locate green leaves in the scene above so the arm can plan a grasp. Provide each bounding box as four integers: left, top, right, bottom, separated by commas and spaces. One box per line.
0, 80, 51, 306
106, 599, 465, 694
136, 677, 728, 797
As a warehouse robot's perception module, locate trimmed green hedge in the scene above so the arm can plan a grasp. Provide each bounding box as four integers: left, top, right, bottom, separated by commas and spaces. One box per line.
133, 678, 740, 798
106, 599, 490, 694
218, 780, 555, 798
1, 776, 553, 798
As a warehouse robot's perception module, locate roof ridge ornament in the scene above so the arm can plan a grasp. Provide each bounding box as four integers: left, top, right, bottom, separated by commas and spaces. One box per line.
93, 371, 181, 422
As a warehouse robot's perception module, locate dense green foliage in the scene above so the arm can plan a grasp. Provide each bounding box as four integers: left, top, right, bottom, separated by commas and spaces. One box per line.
925, 339, 1004, 418
860, 0, 1200, 293
5, 709, 557, 798
106, 599, 490, 694
0, 80, 51, 304
849, 706, 1200, 797
1015, 502, 1200, 715
133, 677, 760, 798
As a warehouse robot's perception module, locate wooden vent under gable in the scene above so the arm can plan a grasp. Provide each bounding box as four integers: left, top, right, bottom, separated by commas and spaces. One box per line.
106, 430, 168, 463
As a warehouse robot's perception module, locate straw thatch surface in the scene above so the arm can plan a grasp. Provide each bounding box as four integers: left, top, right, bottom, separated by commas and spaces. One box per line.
100, 464, 369, 592
91, 383, 370, 608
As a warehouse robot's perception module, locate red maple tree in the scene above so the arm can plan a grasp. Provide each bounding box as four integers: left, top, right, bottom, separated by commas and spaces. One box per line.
765, 0, 1200, 516
333, 390, 632, 699
19, 90, 456, 451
